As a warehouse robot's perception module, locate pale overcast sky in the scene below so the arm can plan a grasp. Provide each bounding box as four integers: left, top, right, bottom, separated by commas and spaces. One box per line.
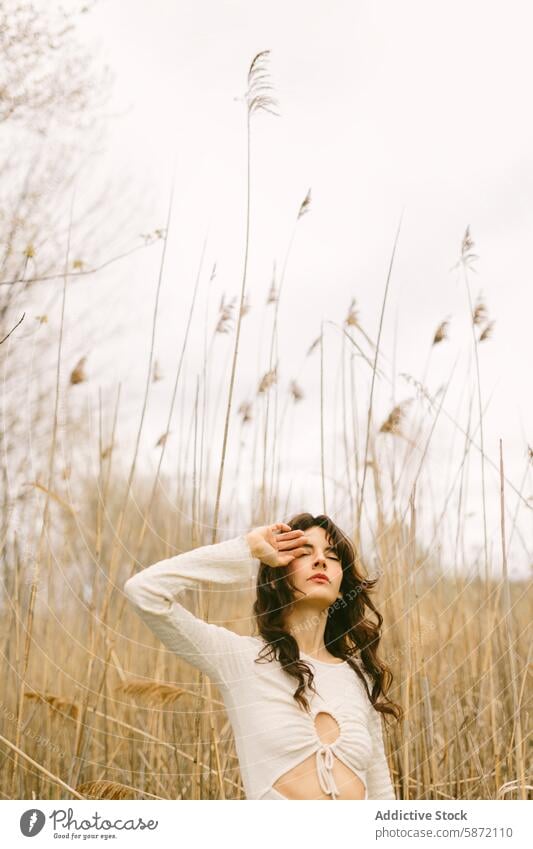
28, 1, 532, 576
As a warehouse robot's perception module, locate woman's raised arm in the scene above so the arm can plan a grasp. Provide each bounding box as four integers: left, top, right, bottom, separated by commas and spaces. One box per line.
122, 534, 260, 688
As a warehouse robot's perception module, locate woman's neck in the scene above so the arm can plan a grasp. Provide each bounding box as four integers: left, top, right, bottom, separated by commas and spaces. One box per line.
284, 606, 332, 659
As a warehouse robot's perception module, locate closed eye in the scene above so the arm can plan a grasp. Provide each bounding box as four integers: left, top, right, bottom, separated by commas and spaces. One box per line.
300, 544, 339, 560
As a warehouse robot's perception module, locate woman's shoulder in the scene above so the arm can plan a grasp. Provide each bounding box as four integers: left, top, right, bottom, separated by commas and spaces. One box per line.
217, 634, 272, 680
221, 633, 267, 660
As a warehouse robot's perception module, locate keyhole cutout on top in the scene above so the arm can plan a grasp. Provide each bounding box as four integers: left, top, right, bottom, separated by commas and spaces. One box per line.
271, 709, 367, 800
314, 711, 340, 745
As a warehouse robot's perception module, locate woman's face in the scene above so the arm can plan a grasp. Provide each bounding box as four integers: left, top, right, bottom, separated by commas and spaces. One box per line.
285, 525, 343, 607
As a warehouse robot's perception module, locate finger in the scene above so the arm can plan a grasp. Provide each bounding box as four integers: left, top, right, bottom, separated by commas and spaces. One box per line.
273, 523, 292, 532
277, 547, 308, 564
277, 537, 307, 551
287, 535, 308, 546
276, 530, 305, 540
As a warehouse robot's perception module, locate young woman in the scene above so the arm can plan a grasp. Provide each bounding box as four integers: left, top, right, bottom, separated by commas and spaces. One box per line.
123, 512, 402, 800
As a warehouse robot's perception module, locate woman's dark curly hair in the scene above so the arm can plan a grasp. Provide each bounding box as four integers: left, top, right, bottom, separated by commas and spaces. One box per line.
252, 512, 402, 725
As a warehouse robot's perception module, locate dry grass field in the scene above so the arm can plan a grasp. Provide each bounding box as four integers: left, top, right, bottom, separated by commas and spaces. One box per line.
0, 48, 531, 803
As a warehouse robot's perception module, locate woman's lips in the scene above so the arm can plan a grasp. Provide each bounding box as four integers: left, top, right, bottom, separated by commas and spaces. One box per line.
308, 575, 329, 583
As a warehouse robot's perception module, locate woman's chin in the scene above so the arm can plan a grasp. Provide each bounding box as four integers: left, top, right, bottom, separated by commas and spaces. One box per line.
302, 584, 335, 603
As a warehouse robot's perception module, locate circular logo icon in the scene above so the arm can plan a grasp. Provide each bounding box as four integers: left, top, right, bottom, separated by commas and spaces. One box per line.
20, 809, 46, 837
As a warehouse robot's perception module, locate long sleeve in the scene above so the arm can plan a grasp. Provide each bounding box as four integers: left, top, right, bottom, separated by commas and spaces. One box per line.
365, 706, 397, 799
123, 533, 260, 688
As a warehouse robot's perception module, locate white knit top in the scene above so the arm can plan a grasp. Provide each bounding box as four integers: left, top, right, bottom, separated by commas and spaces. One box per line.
123, 534, 396, 801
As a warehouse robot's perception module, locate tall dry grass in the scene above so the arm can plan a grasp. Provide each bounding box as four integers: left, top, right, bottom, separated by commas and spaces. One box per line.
0, 51, 531, 802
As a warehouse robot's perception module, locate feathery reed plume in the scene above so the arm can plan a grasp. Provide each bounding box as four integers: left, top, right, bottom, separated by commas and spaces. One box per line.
116, 679, 186, 706
345, 297, 359, 328
478, 319, 495, 342
342, 299, 377, 351
69, 356, 87, 385
432, 318, 450, 345
266, 261, 277, 304
25, 691, 80, 720
155, 431, 170, 448
472, 293, 488, 325
214, 294, 236, 334
462, 225, 474, 254
239, 293, 251, 317
245, 50, 279, 117
238, 400, 253, 424
450, 224, 479, 271
379, 399, 413, 435
140, 227, 167, 244
257, 365, 277, 394
298, 188, 312, 219
289, 379, 304, 402
379, 405, 402, 435
76, 780, 162, 800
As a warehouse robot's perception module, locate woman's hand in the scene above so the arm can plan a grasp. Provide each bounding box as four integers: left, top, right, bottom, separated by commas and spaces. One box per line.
246, 523, 308, 567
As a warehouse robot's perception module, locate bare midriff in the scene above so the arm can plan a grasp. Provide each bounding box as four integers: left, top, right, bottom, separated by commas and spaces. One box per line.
272, 711, 367, 800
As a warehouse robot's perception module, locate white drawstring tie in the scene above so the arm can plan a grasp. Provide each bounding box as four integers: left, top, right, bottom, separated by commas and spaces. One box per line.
316, 744, 340, 799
